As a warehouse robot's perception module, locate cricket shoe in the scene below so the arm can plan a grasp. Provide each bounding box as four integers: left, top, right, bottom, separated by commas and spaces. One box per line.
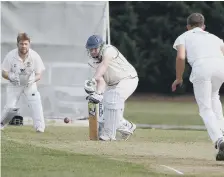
215, 138, 224, 161
99, 129, 116, 141
117, 121, 136, 141
99, 134, 116, 141
36, 128, 44, 133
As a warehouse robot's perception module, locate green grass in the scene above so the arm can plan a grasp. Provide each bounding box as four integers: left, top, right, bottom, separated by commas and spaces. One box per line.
125, 100, 204, 125
1, 126, 224, 177
1, 99, 224, 177
2, 139, 152, 177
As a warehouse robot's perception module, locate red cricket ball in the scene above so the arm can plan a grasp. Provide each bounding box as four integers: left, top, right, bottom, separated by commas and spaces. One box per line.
64, 117, 70, 124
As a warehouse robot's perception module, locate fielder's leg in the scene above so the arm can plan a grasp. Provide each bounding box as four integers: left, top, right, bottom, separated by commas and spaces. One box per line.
211, 79, 224, 135
25, 90, 45, 132
99, 89, 124, 141
193, 79, 224, 160
212, 65, 224, 161
216, 138, 224, 161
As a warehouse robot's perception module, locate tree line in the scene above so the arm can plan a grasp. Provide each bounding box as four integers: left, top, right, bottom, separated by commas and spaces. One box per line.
109, 1, 224, 94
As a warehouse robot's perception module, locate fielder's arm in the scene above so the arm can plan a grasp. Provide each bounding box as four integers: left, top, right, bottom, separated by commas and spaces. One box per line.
33, 52, 45, 83
34, 73, 42, 83
175, 44, 186, 81
1, 54, 12, 81
221, 45, 224, 56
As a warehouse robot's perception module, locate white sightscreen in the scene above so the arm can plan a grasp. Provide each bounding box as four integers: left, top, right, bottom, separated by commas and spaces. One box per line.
1, 1, 107, 119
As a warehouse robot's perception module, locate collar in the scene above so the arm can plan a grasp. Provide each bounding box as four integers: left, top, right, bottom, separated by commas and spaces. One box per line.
14, 49, 30, 62
190, 27, 204, 32
189, 27, 209, 35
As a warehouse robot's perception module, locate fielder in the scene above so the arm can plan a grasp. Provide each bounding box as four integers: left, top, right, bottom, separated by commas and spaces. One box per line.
172, 13, 224, 161
1, 32, 46, 132
84, 35, 138, 141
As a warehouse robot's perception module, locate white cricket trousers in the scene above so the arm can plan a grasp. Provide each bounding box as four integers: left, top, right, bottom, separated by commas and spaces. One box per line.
190, 58, 224, 144
108, 77, 139, 101
102, 77, 138, 139
2, 85, 45, 131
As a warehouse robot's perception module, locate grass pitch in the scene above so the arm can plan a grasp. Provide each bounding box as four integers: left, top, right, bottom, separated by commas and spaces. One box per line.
1, 99, 224, 177
2, 126, 224, 177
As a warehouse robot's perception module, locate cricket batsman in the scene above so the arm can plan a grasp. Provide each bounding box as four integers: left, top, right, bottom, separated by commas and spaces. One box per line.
172, 13, 224, 161
1, 32, 46, 132
84, 35, 138, 141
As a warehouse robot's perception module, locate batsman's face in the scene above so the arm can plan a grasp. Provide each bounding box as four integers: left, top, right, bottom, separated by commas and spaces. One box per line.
18, 40, 30, 55
89, 48, 100, 58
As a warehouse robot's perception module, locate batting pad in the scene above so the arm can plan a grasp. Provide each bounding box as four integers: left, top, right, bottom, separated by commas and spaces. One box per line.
103, 89, 124, 109
102, 89, 125, 139
103, 107, 122, 140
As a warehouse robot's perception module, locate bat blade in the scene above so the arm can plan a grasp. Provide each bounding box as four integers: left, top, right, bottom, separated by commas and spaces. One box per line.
88, 101, 99, 140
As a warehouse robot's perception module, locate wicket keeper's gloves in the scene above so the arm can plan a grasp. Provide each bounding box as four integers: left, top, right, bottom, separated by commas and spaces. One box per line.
8, 72, 20, 85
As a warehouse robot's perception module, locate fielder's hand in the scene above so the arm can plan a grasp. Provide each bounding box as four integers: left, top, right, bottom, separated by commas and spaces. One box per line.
8, 72, 20, 85
171, 79, 183, 92
87, 92, 103, 104
84, 78, 97, 94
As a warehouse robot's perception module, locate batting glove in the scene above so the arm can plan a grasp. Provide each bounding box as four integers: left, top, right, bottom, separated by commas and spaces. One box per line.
87, 92, 103, 104
84, 78, 97, 94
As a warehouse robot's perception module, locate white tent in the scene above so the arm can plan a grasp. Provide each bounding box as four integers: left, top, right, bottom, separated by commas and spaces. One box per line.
1, 1, 110, 120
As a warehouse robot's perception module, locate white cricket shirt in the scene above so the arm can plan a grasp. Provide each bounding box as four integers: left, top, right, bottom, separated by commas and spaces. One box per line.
173, 27, 224, 67
100, 45, 138, 86
1, 48, 45, 89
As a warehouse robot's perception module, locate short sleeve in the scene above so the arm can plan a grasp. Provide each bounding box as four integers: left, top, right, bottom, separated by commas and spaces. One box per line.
210, 34, 223, 47
1, 53, 11, 72
219, 39, 224, 46
34, 52, 45, 73
173, 35, 186, 50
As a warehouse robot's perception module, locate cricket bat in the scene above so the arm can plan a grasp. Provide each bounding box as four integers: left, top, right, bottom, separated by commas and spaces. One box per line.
88, 101, 99, 140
